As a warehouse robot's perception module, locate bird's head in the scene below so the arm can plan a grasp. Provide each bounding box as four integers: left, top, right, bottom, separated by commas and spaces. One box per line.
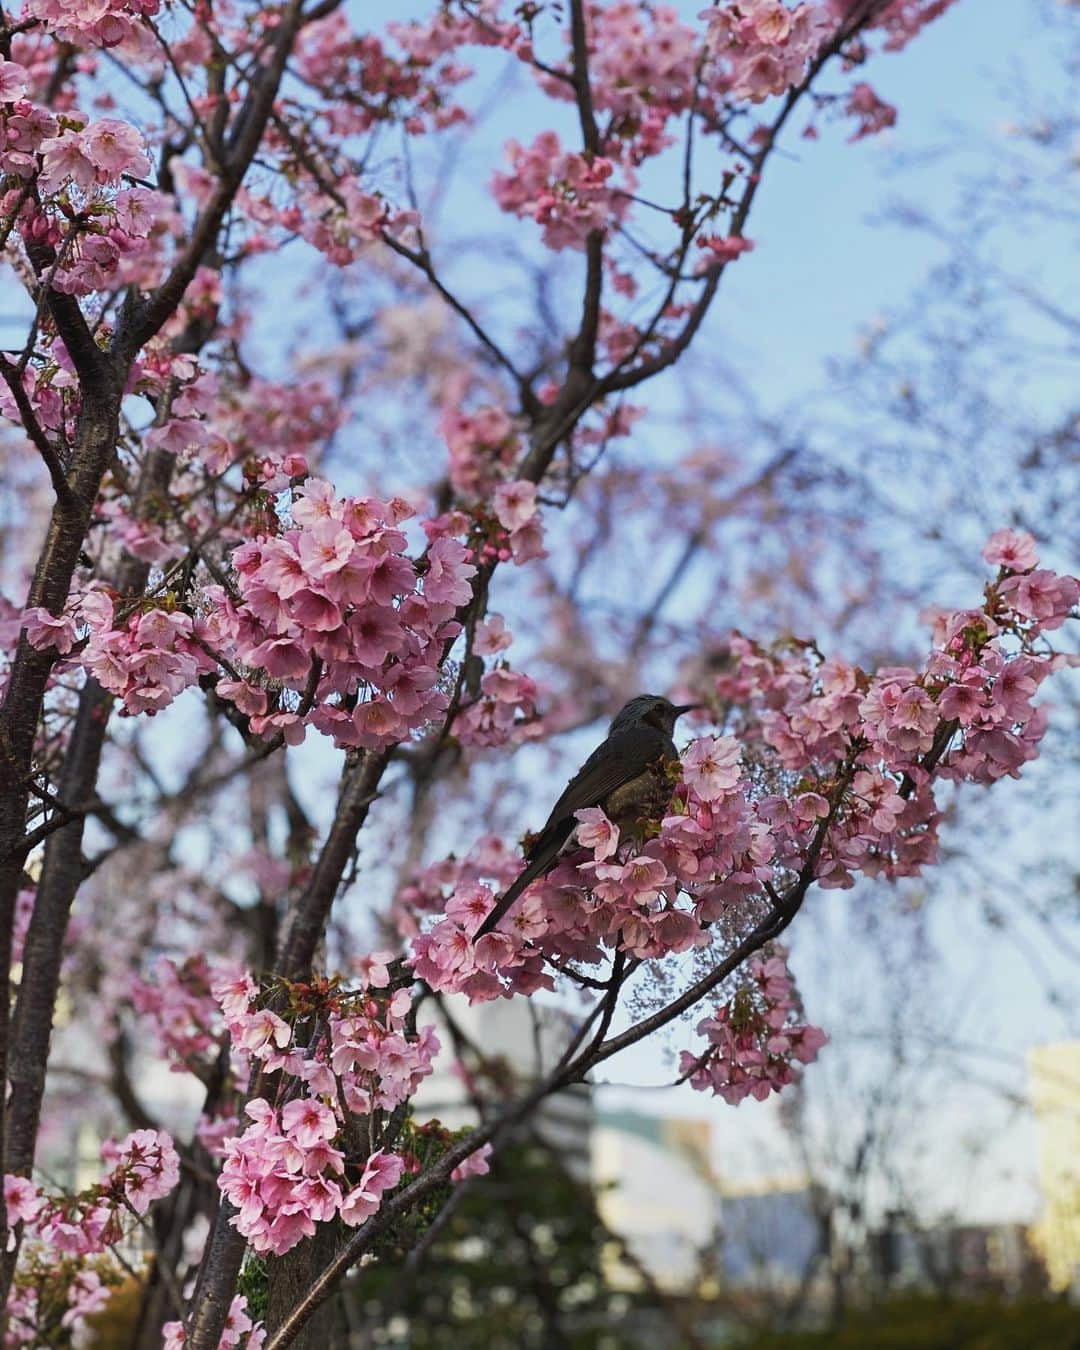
609, 694, 701, 736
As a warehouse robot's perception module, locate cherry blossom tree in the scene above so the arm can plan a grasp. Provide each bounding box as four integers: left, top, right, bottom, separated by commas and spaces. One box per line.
0, 0, 1076, 1346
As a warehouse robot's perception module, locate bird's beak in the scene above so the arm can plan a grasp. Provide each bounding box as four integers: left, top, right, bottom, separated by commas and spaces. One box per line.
673, 702, 704, 718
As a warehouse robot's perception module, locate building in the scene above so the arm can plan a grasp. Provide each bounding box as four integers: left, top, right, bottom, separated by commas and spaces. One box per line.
591, 1108, 719, 1290
718, 1179, 823, 1290
411, 996, 593, 1179
1028, 1040, 1080, 1292
869, 1217, 1046, 1297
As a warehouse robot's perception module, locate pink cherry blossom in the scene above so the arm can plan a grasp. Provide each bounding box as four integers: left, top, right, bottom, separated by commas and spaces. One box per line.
982, 527, 1039, 572
575, 806, 620, 860
82, 117, 151, 177
681, 735, 742, 800
281, 1096, 338, 1148
21, 606, 77, 654
492, 479, 538, 533
451, 1143, 492, 1182
0, 60, 28, 101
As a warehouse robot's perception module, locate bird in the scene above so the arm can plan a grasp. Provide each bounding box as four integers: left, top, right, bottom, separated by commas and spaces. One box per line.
473, 694, 700, 940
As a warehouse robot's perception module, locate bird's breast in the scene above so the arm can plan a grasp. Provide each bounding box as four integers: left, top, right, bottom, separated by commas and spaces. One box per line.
603, 759, 676, 835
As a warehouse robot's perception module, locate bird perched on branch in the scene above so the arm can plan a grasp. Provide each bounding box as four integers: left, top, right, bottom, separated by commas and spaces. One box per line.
474, 694, 699, 940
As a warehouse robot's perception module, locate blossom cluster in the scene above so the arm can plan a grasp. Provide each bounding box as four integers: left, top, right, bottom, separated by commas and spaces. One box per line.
163, 1295, 264, 1350
492, 131, 634, 252
0, 57, 170, 299
404, 531, 1076, 1003
219, 1101, 405, 1256
440, 403, 523, 500
408, 736, 770, 1001
23, 590, 214, 716
129, 954, 228, 1075
15, 460, 553, 758
92, 368, 343, 569
3, 1264, 115, 1347
844, 82, 898, 141
25, 0, 159, 48
700, 2, 833, 105
296, 10, 481, 137
4, 1127, 180, 1335
849, 0, 961, 53
212, 969, 436, 1255
487, 0, 920, 256
680, 950, 828, 1103
209, 481, 467, 749
579, 2, 700, 128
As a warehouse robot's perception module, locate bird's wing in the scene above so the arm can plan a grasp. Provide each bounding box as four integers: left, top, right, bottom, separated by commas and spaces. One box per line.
474, 726, 674, 941
528, 725, 671, 856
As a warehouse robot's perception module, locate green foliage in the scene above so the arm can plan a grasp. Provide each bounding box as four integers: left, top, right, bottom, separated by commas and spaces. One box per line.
738, 1295, 1080, 1350
237, 1253, 270, 1324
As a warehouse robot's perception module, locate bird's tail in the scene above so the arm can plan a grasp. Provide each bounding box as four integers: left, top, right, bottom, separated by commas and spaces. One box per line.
472, 819, 574, 941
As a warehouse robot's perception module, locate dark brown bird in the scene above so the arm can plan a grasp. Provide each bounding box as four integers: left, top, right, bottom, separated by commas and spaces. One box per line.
474, 694, 699, 940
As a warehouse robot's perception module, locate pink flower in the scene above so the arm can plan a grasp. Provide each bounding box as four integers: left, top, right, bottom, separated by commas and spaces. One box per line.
575, 807, 620, 860
615, 855, 670, 902
234, 1008, 292, 1058
22, 606, 77, 654
297, 520, 355, 577
38, 130, 96, 193
451, 1143, 492, 1181
652, 908, 699, 953
82, 118, 151, 178
340, 1150, 404, 1226
353, 949, 394, 988
695, 234, 755, 271
844, 82, 897, 141
348, 606, 406, 666
291, 478, 342, 528
211, 965, 257, 1021
424, 536, 477, 607
105, 1128, 181, 1214
474, 614, 512, 655
480, 666, 537, 704
5, 1174, 43, 1229
217, 679, 269, 717
745, 0, 792, 44
288, 587, 343, 632
937, 671, 988, 726
363, 1150, 405, 1193
492, 480, 538, 533
281, 1097, 338, 1148
339, 1183, 380, 1227
1001, 570, 1078, 630
0, 60, 28, 100
983, 527, 1038, 573
247, 635, 312, 681
446, 884, 497, 934
682, 736, 742, 800
61, 1270, 110, 1329
253, 539, 309, 597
